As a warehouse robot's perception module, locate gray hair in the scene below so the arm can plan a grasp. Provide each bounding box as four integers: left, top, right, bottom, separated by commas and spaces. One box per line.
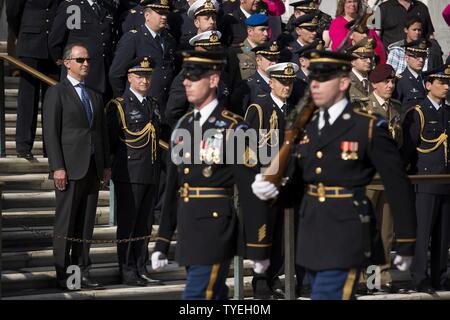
62, 43, 89, 60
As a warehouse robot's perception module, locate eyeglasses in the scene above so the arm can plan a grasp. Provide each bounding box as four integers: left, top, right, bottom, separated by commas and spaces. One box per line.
68, 57, 91, 64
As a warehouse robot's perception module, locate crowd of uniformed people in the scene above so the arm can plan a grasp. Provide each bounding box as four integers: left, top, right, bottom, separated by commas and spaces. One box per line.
4, 0, 450, 300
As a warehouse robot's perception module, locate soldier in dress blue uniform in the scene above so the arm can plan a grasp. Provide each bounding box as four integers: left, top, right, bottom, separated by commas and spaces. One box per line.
165, 30, 230, 127
245, 62, 306, 299
252, 50, 417, 300
401, 65, 450, 293
395, 39, 430, 115
6, 0, 61, 159
48, 0, 116, 97
150, 50, 273, 300
107, 56, 164, 287
109, 0, 176, 117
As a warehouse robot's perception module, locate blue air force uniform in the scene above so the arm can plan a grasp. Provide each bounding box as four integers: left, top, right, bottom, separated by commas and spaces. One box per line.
395, 39, 430, 114
401, 66, 450, 290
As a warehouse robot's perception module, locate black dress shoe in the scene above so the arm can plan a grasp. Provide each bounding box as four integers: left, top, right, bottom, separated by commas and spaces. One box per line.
17, 152, 34, 160
138, 272, 164, 285
81, 276, 104, 290
56, 278, 69, 290
379, 282, 399, 294
413, 282, 436, 294
270, 278, 285, 299
122, 274, 148, 287
252, 278, 272, 300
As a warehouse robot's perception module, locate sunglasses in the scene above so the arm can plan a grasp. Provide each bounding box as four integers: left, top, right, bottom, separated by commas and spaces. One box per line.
68, 57, 91, 64
302, 26, 317, 32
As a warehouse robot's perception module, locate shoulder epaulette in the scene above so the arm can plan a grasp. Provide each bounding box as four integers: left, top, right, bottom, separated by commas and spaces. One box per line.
257, 94, 267, 98
129, 29, 138, 33
396, 74, 403, 79
353, 107, 377, 120
390, 98, 401, 105
130, 9, 136, 14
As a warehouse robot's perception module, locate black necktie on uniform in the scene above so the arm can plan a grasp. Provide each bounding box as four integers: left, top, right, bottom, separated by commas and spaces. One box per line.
155, 34, 164, 53
362, 78, 369, 93
281, 103, 287, 115
92, 1, 101, 17
320, 108, 330, 135
194, 111, 201, 122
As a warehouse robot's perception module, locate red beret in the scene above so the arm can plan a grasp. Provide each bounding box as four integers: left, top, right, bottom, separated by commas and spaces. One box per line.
369, 64, 396, 83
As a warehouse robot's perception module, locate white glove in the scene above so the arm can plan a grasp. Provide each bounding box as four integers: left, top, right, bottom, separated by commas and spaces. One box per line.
151, 251, 168, 271
251, 174, 279, 201
250, 259, 270, 274
393, 255, 413, 271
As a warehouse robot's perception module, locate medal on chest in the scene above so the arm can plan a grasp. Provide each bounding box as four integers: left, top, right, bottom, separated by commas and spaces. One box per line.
341, 141, 359, 160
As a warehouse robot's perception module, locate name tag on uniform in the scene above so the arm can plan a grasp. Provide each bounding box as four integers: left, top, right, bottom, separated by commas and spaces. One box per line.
341, 141, 358, 160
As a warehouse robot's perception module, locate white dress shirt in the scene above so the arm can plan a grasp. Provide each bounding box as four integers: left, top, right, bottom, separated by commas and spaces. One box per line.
194, 98, 219, 127
67, 75, 93, 113
318, 98, 348, 130
428, 95, 442, 111
270, 93, 286, 111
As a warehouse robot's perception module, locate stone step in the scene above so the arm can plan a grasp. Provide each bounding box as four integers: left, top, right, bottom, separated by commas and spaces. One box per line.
1, 190, 109, 210
5, 141, 43, 156
1, 273, 256, 300
2, 207, 110, 228
2, 241, 176, 270
5, 88, 18, 97
5, 127, 42, 140
5, 76, 20, 89
0, 157, 49, 174
0, 173, 53, 190
1, 225, 168, 250
5, 113, 41, 127
1, 261, 254, 295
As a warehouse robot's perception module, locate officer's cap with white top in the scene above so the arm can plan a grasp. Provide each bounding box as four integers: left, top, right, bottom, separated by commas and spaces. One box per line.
266, 63, 299, 80
187, 0, 219, 19
189, 30, 222, 48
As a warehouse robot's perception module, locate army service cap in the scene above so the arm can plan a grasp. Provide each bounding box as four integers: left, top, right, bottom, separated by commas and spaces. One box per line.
292, 13, 319, 29
294, 39, 324, 57
305, 50, 356, 81
181, 50, 225, 80
423, 65, 450, 82
345, 19, 368, 34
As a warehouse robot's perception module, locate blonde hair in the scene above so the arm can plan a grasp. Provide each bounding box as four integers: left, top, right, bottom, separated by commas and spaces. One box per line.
335, 0, 363, 17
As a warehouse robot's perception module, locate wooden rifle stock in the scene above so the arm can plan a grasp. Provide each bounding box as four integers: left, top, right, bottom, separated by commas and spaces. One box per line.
263, 91, 317, 186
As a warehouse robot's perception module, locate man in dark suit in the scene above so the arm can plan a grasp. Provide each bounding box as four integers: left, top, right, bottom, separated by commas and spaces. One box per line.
6, 0, 61, 159
223, 0, 262, 46
252, 50, 417, 300
395, 39, 429, 115
401, 65, 450, 293
48, 0, 116, 97
43, 43, 111, 290
288, 13, 318, 64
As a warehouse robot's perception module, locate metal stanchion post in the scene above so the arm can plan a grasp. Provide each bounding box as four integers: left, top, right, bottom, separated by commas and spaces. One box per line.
284, 207, 296, 300
0, 59, 6, 157
233, 185, 244, 299
109, 180, 117, 226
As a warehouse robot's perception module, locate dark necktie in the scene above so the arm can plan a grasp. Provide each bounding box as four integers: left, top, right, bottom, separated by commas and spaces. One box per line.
78, 83, 93, 127
155, 34, 164, 53
92, 1, 101, 17
362, 78, 369, 93
194, 111, 201, 122
320, 108, 330, 135
281, 103, 287, 116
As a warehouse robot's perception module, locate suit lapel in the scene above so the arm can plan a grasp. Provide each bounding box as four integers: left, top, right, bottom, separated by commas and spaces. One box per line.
350, 71, 366, 95
318, 103, 356, 149
63, 78, 93, 127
